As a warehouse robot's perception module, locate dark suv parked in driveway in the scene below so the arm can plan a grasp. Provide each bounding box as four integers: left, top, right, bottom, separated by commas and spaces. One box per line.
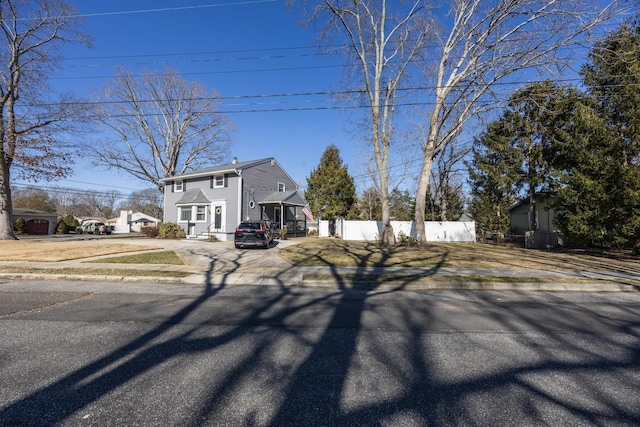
234, 221, 274, 249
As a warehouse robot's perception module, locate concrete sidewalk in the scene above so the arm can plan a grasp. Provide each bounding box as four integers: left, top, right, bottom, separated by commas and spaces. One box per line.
1, 261, 638, 293
1, 237, 638, 292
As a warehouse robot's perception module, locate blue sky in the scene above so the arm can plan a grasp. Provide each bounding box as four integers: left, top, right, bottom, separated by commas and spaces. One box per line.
12, 0, 632, 203
14, 0, 367, 198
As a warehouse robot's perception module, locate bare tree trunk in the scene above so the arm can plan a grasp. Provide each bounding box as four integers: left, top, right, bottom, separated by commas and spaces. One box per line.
528, 186, 537, 232
0, 0, 88, 239
413, 0, 623, 244
297, 0, 429, 246
414, 151, 435, 243
0, 164, 16, 240
440, 192, 448, 222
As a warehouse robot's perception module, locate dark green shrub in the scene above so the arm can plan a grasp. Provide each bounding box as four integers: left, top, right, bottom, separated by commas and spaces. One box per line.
14, 217, 26, 234
57, 215, 79, 234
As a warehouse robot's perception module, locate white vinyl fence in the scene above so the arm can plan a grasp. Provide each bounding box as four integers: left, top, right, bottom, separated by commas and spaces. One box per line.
318, 220, 476, 243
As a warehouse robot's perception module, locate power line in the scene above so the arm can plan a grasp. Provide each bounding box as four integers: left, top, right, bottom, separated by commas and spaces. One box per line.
24, 73, 640, 111
12, 1, 279, 21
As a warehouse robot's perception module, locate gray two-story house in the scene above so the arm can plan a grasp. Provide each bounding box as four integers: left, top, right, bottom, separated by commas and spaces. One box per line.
161, 157, 308, 240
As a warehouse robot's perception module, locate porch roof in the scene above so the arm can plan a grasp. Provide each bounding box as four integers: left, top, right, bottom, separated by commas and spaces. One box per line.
258, 190, 306, 207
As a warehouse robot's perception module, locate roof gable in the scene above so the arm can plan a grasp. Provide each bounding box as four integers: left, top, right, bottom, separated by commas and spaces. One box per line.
175, 189, 211, 205
506, 192, 556, 212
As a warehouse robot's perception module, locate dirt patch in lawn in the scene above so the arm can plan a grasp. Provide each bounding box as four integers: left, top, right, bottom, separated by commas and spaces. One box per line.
0, 240, 158, 262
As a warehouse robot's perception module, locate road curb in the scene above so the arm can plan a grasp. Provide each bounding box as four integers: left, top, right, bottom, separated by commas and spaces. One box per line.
1, 272, 637, 292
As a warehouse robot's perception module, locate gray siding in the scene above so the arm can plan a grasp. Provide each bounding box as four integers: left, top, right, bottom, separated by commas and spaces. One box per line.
163, 173, 241, 237
162, 158, 298, 238
239, 160, 297, 222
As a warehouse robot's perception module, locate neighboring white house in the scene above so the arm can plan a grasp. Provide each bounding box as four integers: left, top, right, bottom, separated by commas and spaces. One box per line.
107, 210, 161, 233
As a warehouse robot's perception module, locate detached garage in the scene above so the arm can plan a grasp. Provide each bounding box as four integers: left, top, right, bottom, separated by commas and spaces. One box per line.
12, 208, 58, 235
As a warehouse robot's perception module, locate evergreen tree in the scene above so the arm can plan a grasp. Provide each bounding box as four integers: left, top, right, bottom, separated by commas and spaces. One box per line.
467, 119, 520, 235
389, 189, 414, 221
551, 20, 640, 248
56, 214, 79, 234
426, 183, 466, 221
305, 145, 358, 231
469, 81, 574, 235
505, 81, 567, 231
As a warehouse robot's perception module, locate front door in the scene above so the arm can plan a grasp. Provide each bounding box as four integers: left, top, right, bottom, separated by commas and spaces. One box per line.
212, 205, 223, 231
274, 207, 281, 229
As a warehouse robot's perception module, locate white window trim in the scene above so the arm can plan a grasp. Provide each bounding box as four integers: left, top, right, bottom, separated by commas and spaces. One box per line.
210, 200, 226, 232
175, 180, 184, 192
277, 182, 285, 192
177, 205, 208, 223
178, 206, 191, 222
213, 175, 225, 188
195, 206, 206, 222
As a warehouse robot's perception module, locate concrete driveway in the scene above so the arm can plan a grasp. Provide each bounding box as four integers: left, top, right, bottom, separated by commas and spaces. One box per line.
111, 237, 299, 273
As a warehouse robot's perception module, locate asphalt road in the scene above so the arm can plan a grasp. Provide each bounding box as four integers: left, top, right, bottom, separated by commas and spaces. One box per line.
0, 280, 639, 426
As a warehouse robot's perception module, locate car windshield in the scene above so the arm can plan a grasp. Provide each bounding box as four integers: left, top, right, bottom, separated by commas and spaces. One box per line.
237, 223, 262, 231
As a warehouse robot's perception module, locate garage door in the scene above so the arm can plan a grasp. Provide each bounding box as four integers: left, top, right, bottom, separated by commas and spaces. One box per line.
26, 219, 49, 235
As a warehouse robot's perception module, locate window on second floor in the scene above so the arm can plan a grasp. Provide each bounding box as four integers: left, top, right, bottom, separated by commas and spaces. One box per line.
278, 182, 285, 192
213, 175, 225, 188
175, 180, 184, 192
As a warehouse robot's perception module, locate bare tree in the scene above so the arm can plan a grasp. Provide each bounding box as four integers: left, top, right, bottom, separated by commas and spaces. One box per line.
117, 188, 164, 220
0, 0, 89, 239
294, 0, 625, 244
412, 0, 627, 243
294, 0, 433, 245
429, 138, 470, 221
91, 67, 235, 194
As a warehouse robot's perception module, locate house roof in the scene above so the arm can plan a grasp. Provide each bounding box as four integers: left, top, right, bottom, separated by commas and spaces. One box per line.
131, 217, 157, 223
107, 211, 161, 223
506, 192, 555, 212
175, 189, 211, 205
258, 190, 307, 207
160, 158, 275, 182
13, 208, 58, 217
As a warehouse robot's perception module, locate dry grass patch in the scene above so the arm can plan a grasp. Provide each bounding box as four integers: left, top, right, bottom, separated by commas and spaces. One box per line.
0, 265, 192, 278
84, 251, 185, 265
0, 241, 158, 262
280, 240, 640, 273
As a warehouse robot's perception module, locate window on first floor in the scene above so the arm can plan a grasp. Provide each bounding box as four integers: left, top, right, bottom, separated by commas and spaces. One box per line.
179, 205, 207, 222
196, 206, 206, 221
180, 206, 192, 221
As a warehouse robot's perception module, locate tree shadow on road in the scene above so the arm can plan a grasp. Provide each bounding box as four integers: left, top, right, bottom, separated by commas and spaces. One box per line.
1, 245, 639, 426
